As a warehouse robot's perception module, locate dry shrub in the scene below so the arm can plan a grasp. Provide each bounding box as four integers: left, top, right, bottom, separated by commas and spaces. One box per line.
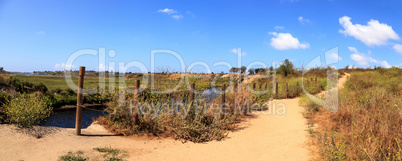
97, 83, 254, 143
303, 68, 402, 160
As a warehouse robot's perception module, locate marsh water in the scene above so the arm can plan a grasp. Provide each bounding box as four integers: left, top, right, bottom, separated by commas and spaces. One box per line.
42, 108, 107, 129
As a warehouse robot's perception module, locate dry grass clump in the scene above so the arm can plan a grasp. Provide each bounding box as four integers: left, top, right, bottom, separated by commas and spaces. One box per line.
302, 68, 402, 160
97, 84, 254, 143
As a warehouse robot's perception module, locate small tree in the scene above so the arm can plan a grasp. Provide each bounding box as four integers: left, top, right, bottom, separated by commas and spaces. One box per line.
248, 69, 255, 75
229, 67, 236, 74
278, 59, 294, 77
240, 66, 247, 74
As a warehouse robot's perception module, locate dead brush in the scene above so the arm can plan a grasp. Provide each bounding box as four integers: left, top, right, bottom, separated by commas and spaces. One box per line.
97, 82, 254, 143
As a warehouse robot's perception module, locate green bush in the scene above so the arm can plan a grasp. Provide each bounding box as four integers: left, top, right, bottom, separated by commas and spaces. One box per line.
0, 92, 13, 122
4, 93, 53, 127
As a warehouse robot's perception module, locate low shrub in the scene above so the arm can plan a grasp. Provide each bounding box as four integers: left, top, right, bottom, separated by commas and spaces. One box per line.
59, 151, 88, 161
0, 92, 14, 123
93, 146, 128, 161
98, 85, 250, 143
4, 93, 53, 128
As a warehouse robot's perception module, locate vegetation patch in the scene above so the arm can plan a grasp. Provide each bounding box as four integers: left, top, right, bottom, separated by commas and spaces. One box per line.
59, 151, 88, 161
3, 93, 53, 128
59, 147, 128, 161
301, 68, 402, 160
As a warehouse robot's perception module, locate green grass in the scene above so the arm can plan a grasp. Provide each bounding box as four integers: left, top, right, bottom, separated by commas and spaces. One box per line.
59, 151, 88, 161
4, 73, 231, 92
93, 147, 127, 161
9, 74, 110, 91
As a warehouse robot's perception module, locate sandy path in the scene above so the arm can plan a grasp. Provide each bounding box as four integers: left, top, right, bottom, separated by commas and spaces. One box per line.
0, 74, 357, 161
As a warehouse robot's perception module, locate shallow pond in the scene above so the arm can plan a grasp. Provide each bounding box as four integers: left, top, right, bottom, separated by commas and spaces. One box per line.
42, 109, 107, 129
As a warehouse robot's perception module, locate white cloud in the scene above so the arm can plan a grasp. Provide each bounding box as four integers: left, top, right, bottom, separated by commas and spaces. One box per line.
339, 16, 399, 46
328, 52, 342, 61
157, 8, 177, 14
274, 26, 284, 30
35, 31, 45, 35
172, 14, 183, 20
348, 46, 358, 53
298, 16, 311, 24
393, 44, 402, 54
230, 48, 247, 56
349, 47, 391, 68
268, 32, 309, 50
55, 63, 75, 70
158, 8, 184, 20
379, 60, 392, 68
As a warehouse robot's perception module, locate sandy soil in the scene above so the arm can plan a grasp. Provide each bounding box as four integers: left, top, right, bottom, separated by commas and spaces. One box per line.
0, 73, 351, 161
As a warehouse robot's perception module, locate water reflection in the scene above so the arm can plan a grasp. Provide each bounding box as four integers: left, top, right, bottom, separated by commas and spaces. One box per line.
42, 109, 107, 129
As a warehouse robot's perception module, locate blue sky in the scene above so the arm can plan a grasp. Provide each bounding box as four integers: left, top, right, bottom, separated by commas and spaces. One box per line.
0, 0, 401, 73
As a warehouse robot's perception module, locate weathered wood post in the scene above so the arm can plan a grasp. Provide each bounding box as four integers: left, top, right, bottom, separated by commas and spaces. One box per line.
133, 80, 140, 125
221, 84, 226, 117
285, 82, 288, 99
189, 83, 195, 107
233, 82, 238, 114
75, 66, 85, 135
234, 82, 238, 94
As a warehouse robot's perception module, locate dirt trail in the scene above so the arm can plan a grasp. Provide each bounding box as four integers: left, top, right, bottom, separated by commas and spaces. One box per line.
0, 74, 349, 161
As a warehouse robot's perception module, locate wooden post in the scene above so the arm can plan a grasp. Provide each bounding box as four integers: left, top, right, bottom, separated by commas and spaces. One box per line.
233, 82, 237, 114
133, 80, 140, 125
189, 83, 195, 107
221, 84, 226, 117
285, 82, 288, 99
253, 83, 256, 90
75, 66, 85, 135
234, 82, 238, 94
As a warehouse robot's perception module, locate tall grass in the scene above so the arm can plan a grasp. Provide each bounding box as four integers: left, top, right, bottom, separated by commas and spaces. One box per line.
251, 74, 328, 104
301, 68, 402, 160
